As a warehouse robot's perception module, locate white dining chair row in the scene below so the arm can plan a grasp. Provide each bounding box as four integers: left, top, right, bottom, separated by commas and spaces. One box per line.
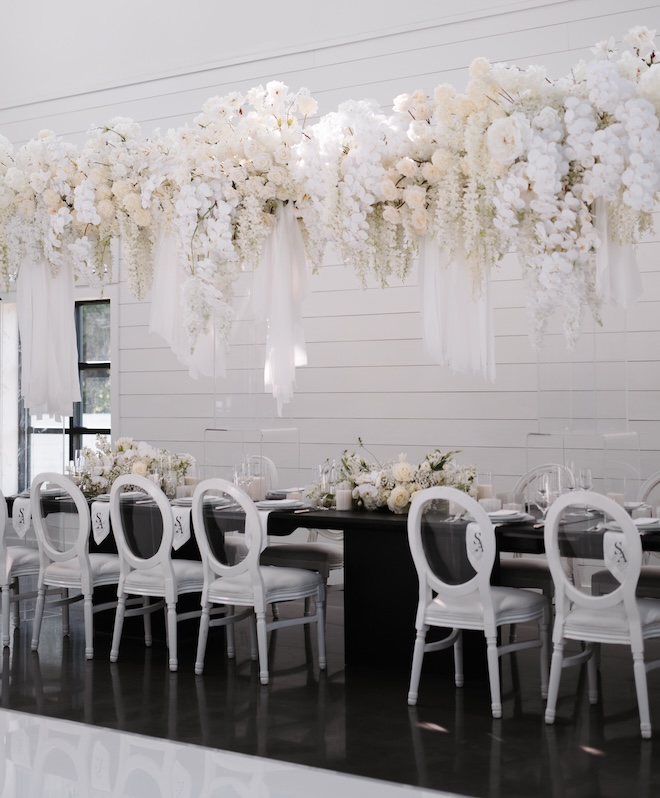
1, 473, 328, 686
406, 487, 660, 739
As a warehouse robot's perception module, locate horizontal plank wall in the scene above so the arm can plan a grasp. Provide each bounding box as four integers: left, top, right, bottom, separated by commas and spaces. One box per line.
2, 0, 660, 492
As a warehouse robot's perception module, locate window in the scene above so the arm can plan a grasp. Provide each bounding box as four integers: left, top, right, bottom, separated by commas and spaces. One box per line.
18, 300, 111, 490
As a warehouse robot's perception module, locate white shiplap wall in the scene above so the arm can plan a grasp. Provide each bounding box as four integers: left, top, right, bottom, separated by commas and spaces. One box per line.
2, 0, 660, 492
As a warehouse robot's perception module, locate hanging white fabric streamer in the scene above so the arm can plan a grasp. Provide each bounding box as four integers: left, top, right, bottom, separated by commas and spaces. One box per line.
149, 232, 226, 380
16, 258, 81, 418
594, 197, 642, 309
252, 202, 309, 415
418, 237, 495, 382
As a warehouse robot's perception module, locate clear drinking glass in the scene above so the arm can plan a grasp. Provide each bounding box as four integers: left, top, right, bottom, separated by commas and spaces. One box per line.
536, 470, 560, 522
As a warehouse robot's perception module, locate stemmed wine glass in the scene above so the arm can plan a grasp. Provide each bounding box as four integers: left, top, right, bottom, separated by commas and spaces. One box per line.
535, 469, 560, 523
577, 467, 593, 513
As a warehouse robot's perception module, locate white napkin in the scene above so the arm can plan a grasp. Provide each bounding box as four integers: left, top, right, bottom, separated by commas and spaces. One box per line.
172, 506, 192, 551
91, 501, 111, 545
12, 497, 31, 539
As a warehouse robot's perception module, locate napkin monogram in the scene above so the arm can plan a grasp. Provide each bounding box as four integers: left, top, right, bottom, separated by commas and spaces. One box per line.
12, 497, 31, 539
172, 506, 191, 551
91, 501, 111, 545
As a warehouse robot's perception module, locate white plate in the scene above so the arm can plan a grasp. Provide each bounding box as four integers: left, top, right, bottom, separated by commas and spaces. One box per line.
171, 497, 193, 506
488, 509, 521, 519
94, 494, 111, 502
255, 499, 305, 510
604, 517, 660, 531
625, 501, 645, 510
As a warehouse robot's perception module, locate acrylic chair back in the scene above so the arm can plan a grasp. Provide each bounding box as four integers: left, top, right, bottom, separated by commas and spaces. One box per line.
30, 473, 92, 576
109, 474, 176, 583
0, 490, 7, 558
544, 491, 643, 623
408, 486, 497, 624
192, 478, 262, 590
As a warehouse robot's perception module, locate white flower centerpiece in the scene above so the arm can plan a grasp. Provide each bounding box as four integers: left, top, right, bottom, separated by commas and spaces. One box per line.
76, 435, 195, 499
312, 441, 477, 514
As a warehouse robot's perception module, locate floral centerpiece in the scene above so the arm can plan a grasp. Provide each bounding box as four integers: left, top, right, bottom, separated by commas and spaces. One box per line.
75, 435, 195, 499
309, 442, 477, 514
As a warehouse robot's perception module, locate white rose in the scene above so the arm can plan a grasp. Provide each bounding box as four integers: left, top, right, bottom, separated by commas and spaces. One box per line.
410, 207, 429, 235
267, 165, 288, 186
487, 116, 528, 165
252, 152, 273, 172
380, 179, 400, 201
392, 460, 415, 482
273, 144, 290, 165
396, 157, 418, 178
132, 461, 148, 476
393, 93, 412, 113
387, 485, 411, 514
382, 205, 401, 224
420, 163, 442, 183
403, 185, 426, 209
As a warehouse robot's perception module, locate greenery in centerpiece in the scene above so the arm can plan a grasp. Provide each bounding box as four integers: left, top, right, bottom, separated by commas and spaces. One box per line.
309, 439, 477, 514
75, 435, 195, 499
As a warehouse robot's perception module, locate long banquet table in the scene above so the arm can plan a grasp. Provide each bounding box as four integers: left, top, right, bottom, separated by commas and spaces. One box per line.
268, 507, 660, 671
11, 497, 660, 672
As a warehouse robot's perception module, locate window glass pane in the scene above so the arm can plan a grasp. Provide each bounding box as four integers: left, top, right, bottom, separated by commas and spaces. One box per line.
80, 303, 110, 363
31, 415, 70, 430
81, 369, 111, 429
30, 432, 69, 482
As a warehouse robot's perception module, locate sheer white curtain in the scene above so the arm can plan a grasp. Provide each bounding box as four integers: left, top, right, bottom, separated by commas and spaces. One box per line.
418, 237, 495, 382
149, 233, 226, 379
252, 202, 309, 415
16, 258, 81, 418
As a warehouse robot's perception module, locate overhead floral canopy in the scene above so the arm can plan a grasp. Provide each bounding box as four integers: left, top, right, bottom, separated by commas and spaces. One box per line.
0, 27, 658, 415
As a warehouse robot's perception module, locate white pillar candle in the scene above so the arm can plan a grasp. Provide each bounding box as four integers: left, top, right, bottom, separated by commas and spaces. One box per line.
606, 492, 625, 506
250, 476, 265, 501
335, 489, 353, 511
476, 483, 494, 500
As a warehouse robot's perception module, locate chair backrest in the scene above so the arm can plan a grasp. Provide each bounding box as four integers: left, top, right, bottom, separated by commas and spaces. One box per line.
639, 471, 660, 504
109, 474, 175, 578
192, 478, 263, 590
511, 464, 575, 499
408, 486, 497, 625
0, 490, 6, 558
544, 491, 643, 630
30, 472, 91, 569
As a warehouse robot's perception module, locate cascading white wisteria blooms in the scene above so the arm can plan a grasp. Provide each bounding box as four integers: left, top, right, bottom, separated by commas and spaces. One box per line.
1, 27, 660, 375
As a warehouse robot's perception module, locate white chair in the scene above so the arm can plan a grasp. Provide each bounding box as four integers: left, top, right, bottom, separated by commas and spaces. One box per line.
192, 478, 327, 685
109, 474, 210, 672
407, 486, 549, 718
544, 490, 660, 739
0, 489, 43, 646
30, 473, 124, 660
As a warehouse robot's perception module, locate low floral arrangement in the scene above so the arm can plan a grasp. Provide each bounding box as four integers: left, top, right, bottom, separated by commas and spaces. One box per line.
309, 441, 477, 514
74, 435, 195, 499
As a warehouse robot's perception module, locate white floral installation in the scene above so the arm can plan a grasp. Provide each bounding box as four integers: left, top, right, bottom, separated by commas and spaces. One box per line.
0, 27, 659, 363
75, 435, 195, 499
307, 440, 477, 514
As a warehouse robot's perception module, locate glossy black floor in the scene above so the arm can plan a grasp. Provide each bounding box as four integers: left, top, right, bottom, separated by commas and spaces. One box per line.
1, 592, 659, 798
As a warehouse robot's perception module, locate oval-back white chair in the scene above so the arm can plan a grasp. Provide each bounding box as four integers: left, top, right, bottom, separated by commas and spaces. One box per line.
544, 490, 660, 739
192, 478, 327, 685
109, 473, 206, 672
0, 489, 43, 646
639, 471, 660, 504
511, 463, 575, 501
407, 486, 549, 718
30, 472, 122, 659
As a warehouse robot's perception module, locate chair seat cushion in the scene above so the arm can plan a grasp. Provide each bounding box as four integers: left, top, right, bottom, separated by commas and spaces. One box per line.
208, 565, 322, 605
565, 598, 660, 639
260, 543, 343, 579
44, 553, 121, 586
591, 566, 660, 599
425, 585, 546, 629
123, 559, 204, 595
4, 545, 40, 578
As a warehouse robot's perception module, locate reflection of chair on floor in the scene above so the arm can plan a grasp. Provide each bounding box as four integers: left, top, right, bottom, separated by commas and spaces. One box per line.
29, 717, 92, 797
407, 486, 549, 718
544, 490, 660, 739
